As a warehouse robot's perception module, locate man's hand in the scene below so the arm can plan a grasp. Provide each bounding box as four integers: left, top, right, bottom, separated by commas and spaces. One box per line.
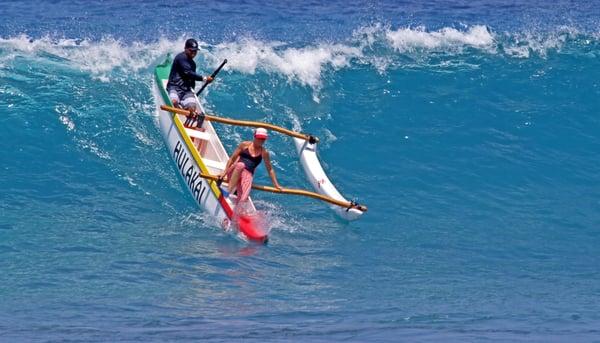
205, 76, 214, 83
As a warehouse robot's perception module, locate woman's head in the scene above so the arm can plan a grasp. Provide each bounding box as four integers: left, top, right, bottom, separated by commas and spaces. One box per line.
253, 128, 268, 145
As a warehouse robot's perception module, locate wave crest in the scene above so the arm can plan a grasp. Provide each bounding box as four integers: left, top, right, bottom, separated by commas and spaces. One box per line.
208, 38, 362, 88
1, 25, 597, 89
0, 34, 182, 79
385, 25, 495, 52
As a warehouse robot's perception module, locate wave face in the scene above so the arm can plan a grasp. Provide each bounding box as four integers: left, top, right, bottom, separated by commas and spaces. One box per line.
2, 1, 600, 342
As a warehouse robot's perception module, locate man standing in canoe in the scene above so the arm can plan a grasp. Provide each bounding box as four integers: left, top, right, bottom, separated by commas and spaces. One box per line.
219, 128, 283, 207
167, 38, 213, 126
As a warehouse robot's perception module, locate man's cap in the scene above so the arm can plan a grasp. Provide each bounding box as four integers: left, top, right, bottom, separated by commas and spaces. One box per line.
185, 38, 199, 51
254, 128, 268, 139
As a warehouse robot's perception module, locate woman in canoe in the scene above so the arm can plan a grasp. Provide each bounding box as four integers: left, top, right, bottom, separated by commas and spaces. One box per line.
219, 128, 282, 205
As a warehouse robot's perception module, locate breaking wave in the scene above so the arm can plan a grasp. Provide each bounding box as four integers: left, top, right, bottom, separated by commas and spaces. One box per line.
1, 24, 597, 88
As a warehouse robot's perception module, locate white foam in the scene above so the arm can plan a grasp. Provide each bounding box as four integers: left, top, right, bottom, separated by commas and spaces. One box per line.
208, 38, 362, 88
251, 199, 303, 234
55, 104, 75, 131
503, 44, 531, 58
78, 138, 111, 160
0, 25, 593, 90
353, 23, 385, 48
385, 25, 495, 52
0, 35, 187, 80
502, 27, 577, 58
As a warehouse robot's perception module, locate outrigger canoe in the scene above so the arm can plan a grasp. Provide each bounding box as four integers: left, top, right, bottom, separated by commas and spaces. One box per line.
153, 57, 268, 242
153, 56, 367, 243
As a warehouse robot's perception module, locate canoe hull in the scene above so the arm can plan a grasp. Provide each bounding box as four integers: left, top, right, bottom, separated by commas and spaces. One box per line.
153, 57, 267, 242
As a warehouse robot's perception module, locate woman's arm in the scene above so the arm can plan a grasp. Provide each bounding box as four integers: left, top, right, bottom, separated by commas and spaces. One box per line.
263, 149, 282, 190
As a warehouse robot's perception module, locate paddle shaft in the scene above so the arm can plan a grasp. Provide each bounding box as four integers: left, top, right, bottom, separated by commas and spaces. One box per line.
160, 105, 319, 143
200, 173, 367, 212
196, 59, 227, 96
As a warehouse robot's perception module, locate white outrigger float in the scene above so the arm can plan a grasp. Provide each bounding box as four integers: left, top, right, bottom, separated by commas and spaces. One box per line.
153, 57, 366, 242
293, 137, 365, 221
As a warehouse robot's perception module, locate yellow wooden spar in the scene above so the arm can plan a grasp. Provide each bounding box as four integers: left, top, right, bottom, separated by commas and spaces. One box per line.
160, 105, 318, 143
160, 105, 367, 212
198, 172, 367, 212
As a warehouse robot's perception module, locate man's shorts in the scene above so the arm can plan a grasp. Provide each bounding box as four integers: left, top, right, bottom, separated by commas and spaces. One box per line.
168, 87, 197, 109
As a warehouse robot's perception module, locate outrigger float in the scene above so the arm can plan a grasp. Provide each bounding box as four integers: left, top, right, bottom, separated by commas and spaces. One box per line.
153, 57, 367, 243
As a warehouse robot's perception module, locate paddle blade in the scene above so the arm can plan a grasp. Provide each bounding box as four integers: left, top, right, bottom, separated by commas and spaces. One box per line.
237, 213, 268, 243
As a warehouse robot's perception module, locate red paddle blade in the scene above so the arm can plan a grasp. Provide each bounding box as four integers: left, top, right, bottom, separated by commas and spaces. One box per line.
237, 213, 268, 243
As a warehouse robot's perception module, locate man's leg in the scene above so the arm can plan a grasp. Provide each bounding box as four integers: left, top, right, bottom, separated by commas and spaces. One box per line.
182, 91, 204, 128
169, 89, 180, 108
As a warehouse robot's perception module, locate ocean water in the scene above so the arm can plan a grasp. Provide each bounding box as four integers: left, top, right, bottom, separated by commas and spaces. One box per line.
1, 0, 600, 341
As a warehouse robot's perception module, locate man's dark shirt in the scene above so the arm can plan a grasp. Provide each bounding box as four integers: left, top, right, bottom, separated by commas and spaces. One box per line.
167, 52, 204, 92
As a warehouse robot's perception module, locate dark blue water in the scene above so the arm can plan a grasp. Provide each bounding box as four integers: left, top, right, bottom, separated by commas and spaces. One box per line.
1, 1, 600, 341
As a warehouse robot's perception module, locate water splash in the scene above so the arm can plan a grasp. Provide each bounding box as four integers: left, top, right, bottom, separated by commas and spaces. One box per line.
1, 25, 597, 92
385, 25, 495, 52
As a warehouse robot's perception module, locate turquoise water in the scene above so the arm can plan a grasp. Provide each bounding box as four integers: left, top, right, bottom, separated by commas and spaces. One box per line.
1, 1, 600, 341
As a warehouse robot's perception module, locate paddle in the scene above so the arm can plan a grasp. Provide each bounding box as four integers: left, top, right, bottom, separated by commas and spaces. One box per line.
204, 172, 367, 212
161, 105, 319, 143
196, 59, 227, 96
184, 59, 227, 127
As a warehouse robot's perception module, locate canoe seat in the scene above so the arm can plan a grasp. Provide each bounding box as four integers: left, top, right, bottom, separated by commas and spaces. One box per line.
185, 128, 211, 141
185, 128, 210, 155
202, 158, 226, 171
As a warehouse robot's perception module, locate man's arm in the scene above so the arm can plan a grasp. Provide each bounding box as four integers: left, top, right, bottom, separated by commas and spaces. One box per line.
177, 57, 204, 81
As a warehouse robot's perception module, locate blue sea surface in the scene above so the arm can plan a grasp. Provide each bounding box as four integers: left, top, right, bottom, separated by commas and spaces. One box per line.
1, 1, 600, 341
